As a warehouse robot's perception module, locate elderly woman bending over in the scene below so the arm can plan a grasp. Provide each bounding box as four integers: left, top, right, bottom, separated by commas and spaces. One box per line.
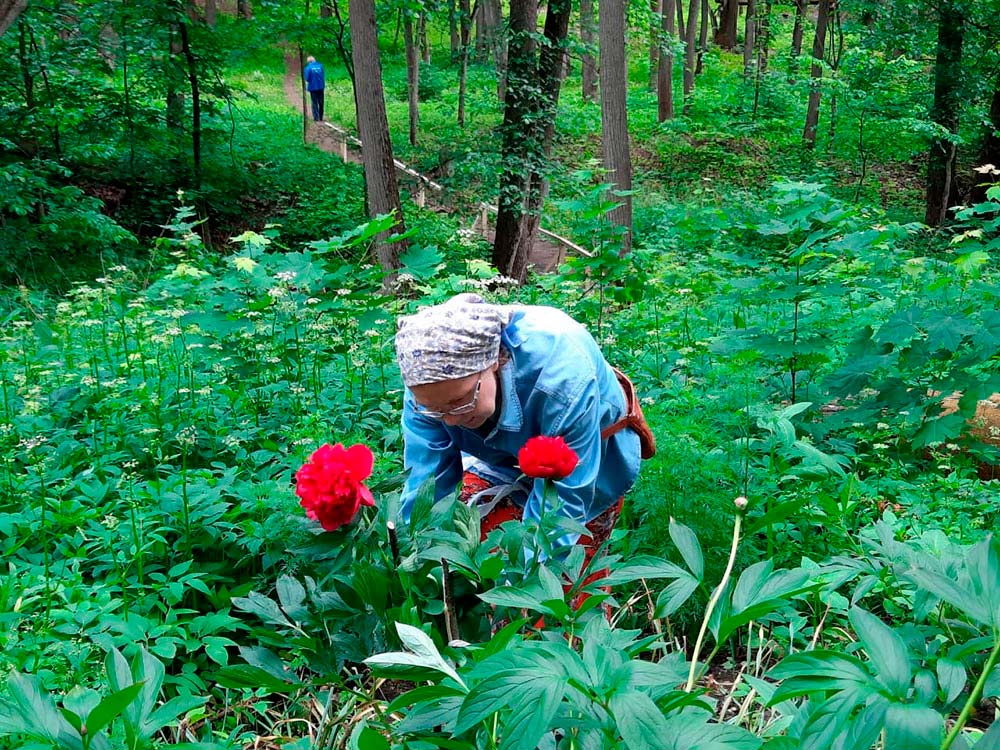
394, 293, 654, 563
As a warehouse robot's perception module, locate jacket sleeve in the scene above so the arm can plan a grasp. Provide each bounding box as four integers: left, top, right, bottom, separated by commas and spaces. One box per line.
521, 374, 603, 549
399, 394, 463, 522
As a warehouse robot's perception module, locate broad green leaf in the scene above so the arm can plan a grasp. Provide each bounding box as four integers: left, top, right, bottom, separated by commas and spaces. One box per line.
903, 565, 991, 627
661, 709, 762, 750
232, 591, 293, 628
609, 690, 672, 750
937, 658, 967, 704
849, 607, 911, 698
356, 726, 391, 750
365, 623, 464, 688
601, 556, 687, 586
669, 519, 704, 580
655, 573, 700, 618
974, 720, 1000, 749
770, 651, 875, 703
884, 703, 942, 750
454, 669, 564, 738
86, 683, 146, 737
275, 576, 308, 621
211, 665, 302, 693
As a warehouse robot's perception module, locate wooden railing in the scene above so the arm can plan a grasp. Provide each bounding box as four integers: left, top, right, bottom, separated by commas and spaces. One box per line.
320, 120, 591, 259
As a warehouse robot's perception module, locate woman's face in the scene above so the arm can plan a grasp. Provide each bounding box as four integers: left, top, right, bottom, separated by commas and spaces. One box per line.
410, 363, 500, 429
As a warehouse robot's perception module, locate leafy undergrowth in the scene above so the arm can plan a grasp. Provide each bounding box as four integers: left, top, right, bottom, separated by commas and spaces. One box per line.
1, 178, 999, 748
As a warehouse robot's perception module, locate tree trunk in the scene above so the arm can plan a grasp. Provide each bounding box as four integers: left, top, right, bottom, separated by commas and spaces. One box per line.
179, 20, 201, 188
681, 0, 697, 114
1, 0, 27, 37
971, 71, 1000, 203
756, 0, 770, 73
166, 22, 184, 135
675, 0, 684, 40
418, 12, 430, 64
648, 0, 660, 90
236, 0, 252, 19
404, 13, 419, 145
491, 0, 507, 101
742, 0, 755, 77
802, 0, 831, 148
788, 0, 805, 81
714, 0, 737, 49
449, 0, 459, 57
492, 0, 538, 280
457, 0, 471, 125
696, 0, 707, 74
580, 0, 598, 101
925, 1, 965, 226
17, 18, 34, 110
600, 0, 632, 255
348, 0, 406, 274
657, 0, 675, 121
204, 0, 216, 26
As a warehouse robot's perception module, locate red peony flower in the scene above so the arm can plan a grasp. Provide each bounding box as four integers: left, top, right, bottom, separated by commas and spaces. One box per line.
295, 443, 375, 532
518, 436, 579, 480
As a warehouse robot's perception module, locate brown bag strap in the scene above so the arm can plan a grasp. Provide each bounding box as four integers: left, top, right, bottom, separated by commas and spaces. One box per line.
601, 368, 657, 459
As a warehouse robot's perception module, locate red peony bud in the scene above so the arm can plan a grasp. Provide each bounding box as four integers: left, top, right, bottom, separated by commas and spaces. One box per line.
295, 443, 375, 532
518, 435, 580, 480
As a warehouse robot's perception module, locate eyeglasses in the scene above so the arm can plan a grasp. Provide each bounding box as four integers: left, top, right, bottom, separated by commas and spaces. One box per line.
415, 373, 483, 419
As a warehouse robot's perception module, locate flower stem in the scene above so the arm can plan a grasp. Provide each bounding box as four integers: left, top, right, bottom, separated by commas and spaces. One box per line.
941, 636, 1000, 750
685, 498, 746, 693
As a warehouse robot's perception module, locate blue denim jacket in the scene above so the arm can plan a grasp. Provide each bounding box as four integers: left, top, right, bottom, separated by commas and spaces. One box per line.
399, 305, 641, 536
303, 61, 325, 91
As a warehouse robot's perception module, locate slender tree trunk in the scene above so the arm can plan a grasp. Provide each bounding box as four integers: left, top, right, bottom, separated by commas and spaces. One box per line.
971, 71, 1000, 203
492, 0, 539, 281
657, 0, 675, 121
457, 0, 471, 125
648, 0, 661, 90
742, 0, 756, 77
676, 0, 684, 41
236, 0, 251, 19
682, 0, 697, 113
580, 0, 598, 101
1, 0, 27, 36
166, 22, 184, 135
802, 0, 831, 148
714, 0, 737, 49
348, 0, 406, 274
449, 0, 459, 57
925, 0, 965, 225
600, 0, 632, 255
121, 2, 136, 171
418, 12, 430, 64
756, 0, 770, 73
17, 18, 34, 110
321, 0, 333, 17
492, 0, 507, 102
788, 0, 805, 81
204, 0, 216, 25
179, 20, 201, 188
696, 0, 707, 74
404, 13, 419, 145
825, 3, 843, 149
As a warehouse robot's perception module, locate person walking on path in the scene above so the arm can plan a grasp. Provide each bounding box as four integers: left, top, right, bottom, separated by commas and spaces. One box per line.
303, 55, 325, 122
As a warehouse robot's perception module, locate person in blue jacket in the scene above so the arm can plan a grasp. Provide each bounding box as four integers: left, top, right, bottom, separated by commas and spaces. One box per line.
394, 293, 654, 562
303, 56, 325, 122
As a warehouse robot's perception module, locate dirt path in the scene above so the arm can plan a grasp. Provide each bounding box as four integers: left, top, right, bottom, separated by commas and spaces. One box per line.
280, 52, 566, 273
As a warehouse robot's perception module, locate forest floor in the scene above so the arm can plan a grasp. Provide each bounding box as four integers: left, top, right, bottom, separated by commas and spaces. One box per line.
280, 52, 566, 273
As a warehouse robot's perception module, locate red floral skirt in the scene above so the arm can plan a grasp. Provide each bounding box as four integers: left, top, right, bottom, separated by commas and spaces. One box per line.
460, 471, 623, 614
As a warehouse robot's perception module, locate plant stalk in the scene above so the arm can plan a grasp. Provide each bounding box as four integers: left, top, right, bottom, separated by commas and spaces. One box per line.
941, 637, 1000, 750
685, 498, 746, 692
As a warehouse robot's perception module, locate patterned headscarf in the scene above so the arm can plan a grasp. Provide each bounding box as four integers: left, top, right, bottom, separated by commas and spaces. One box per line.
395, 293, 509, 387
